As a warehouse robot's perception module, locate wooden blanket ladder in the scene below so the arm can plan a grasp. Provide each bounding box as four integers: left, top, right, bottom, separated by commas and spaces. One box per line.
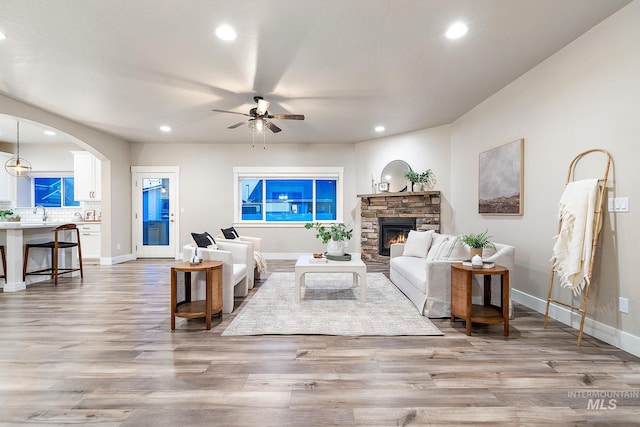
544, 148, 611, 345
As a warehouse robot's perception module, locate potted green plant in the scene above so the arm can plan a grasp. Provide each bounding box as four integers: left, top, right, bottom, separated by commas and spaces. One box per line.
404, 170, 419, 183
403, 170, 421, 192
305, 222, 353, 256
404, 169, 436, 191
461, 229, 496, 259
0, 209, 14, 222
418, 169, 436, 190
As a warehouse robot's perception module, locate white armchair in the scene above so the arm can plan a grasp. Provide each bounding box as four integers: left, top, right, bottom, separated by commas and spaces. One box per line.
216, 234, 264, 286
217, 235, 261, 252
182, 241, 252, 314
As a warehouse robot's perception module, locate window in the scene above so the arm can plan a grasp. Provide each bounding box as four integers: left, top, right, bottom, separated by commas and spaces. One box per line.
235, 167, 343, 224
34, 177, 80, 207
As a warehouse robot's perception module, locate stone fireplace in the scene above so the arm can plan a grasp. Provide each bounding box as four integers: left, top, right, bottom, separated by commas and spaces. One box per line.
359, 191, 440, 262
378, 217, 415, 256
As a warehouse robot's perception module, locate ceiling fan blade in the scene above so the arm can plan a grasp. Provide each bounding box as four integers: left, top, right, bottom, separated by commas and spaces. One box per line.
256, 99, 270, 115
212, 108, 250, 117
228, 120, 249, 129
265, 121, 282, 133
268, 114, 305, 120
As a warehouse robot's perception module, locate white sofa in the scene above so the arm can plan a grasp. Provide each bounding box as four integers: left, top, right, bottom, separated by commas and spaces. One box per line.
182, 241, 252, 314
389, 232, 515, 318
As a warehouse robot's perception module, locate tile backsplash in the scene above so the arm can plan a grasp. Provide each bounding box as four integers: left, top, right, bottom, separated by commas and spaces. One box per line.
1, 202, 102, 223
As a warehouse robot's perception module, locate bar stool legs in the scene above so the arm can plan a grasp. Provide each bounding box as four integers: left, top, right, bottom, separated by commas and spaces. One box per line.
0, 245, 6, 283
23, 224, 84, 286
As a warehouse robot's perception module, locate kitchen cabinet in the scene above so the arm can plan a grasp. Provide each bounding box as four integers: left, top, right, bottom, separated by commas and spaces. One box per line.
0, 152, 16, 202
78, 222, 101, 262
72, 151, 101, 201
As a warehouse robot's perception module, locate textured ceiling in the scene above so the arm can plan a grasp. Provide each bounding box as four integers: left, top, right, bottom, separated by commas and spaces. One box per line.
0, 0, 632, 145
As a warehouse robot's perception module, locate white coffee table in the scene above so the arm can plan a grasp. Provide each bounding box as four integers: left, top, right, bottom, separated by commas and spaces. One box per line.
294, 254, 367, 303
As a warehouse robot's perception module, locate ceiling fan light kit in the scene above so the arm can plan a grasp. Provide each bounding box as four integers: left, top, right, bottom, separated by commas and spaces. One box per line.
248, 118, 267, 133
212, 96, 304, 148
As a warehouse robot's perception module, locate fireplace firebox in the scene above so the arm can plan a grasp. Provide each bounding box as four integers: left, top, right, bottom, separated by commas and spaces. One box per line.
379, 217, 416, 256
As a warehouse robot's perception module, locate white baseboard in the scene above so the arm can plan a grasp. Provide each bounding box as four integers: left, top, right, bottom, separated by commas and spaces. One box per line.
100, 253, 136, 265
512, 289, 640, 358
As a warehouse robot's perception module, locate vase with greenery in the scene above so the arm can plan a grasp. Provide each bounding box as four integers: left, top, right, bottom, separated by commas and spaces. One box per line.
417, 169, 436, 189
305, 222, 353, 256
404, 169, 436, 191
461, 229, 496, 259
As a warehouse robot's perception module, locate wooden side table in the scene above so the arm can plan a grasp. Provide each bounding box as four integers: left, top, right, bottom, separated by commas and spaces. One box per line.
450, 263, 510, 336
171, 260, 223, 330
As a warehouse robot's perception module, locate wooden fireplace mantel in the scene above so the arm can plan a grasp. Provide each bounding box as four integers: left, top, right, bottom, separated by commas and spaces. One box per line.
357, 191, 440, 199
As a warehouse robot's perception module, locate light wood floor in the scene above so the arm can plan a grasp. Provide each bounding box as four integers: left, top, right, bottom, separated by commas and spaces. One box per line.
1, 260, 639, 426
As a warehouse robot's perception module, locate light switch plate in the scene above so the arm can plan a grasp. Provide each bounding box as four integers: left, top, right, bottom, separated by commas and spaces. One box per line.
608, 197, 630, 212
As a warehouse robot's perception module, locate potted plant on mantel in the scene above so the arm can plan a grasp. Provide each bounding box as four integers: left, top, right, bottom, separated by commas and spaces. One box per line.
461, 229, 496, 259
404, 169, 436, 192
305, 222, 353, 256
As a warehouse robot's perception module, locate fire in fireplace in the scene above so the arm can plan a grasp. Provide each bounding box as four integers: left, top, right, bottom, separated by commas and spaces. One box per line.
379, 217, 416, 256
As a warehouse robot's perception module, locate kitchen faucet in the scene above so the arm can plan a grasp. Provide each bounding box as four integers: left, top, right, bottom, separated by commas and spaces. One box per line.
34, 205, 48, 221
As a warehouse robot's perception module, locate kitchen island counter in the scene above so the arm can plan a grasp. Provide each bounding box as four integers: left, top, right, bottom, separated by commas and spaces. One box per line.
1, 222, 83, 292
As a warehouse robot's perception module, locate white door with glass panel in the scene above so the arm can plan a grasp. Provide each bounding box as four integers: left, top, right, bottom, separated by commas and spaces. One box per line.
132, 167, 179, 258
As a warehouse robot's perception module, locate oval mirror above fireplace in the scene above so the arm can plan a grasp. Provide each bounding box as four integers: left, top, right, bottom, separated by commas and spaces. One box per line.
381, 159, 411, 192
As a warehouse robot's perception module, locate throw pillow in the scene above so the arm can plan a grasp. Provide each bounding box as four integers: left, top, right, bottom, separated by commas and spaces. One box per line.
426, 233, 449, 261
435, 235, 469, 261
402, 230, 434, 258
191, 232, 216, 248
221, 227, 239, 239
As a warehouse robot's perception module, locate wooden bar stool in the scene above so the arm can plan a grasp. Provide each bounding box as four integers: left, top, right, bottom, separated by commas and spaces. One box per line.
0, 245, 6, 283
23, 224, 84, 286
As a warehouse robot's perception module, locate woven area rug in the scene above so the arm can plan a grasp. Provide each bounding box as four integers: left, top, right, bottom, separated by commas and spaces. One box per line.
222, 272, 443, 336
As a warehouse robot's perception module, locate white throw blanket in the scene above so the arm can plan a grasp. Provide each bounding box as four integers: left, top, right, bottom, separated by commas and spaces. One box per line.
552, 178, 598, 295
254, 251, 268, 274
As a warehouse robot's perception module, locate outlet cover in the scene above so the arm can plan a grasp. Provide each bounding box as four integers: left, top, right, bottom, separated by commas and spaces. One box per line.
619, 297, 629, 314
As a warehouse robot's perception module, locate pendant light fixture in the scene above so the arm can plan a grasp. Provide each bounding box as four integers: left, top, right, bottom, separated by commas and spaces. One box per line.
5, 121, 32, 177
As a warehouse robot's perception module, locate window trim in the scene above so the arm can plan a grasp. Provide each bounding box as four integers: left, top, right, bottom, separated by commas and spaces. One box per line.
31, 173, 80, 208
233, 166, 344, 226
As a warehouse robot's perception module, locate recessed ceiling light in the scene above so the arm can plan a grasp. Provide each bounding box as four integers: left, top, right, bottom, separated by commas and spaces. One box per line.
446, 22, 468, 39
160, 125, 171, 133
215, 25, 237, 41
43, 130, 56, 136
0, 31, 6, 40
375, 126, 385, 132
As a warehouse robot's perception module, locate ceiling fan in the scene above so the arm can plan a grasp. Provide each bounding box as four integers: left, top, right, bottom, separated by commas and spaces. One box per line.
212, 96, 305, 133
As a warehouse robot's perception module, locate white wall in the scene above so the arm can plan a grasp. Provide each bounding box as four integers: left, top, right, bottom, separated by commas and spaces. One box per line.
130, 141, 357, 256
18, 143, 76, 172
450, 1, 640, 343
354, 125, 452, 231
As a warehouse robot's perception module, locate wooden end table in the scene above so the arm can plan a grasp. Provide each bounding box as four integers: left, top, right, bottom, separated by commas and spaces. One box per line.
450, 263, 510, 336
171, 260, 223, 330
